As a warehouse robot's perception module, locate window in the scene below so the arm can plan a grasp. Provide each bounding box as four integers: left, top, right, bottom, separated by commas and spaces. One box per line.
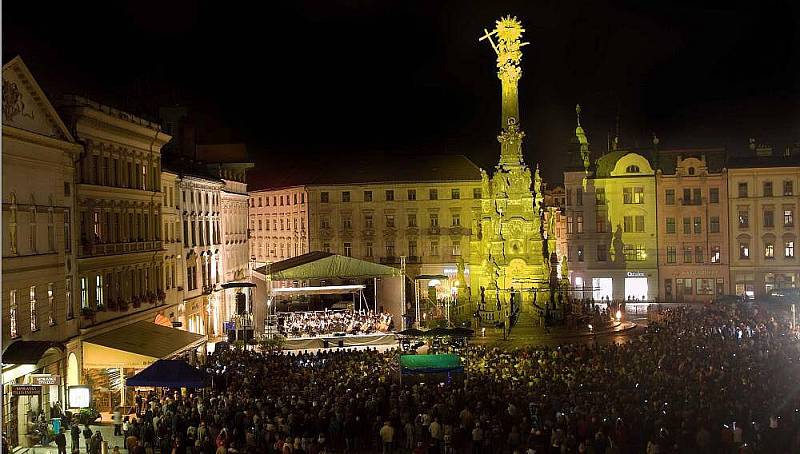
451, 241, 461, 256
385, 190, 394, 201
365, 242, 373, 257
294, 193, 298, 205
567, 216, 574, 234
738, 211, 749, 228
258, 197, 263, 207
596, 244, 607, 262
408, 240, 417, 257
430, 213, 439, 227
342, 217, 352, 229
710, 216, 720, 233
666, 246, 676, 264
576, 245, 584, 262
408, 214, 417, 228
683, 217, 691, 234
66, 278, 73, 320
763, 181, 773, 197
635, 216, 645, 232
429, 189, 438, 200
596, 211, 607, 233
626, 165, 640, 173
684, 246, 693, 263
320, 217, 330, 229
693, 217, 702, 234
624, 216, 633, 233
623, 187, 644, 204
784, 181, 794, 196
95, 274, 104, 308
785, 210, 794, 227
765, 242, 775, 259
342, 191, 351, 202
47, 283, 55, 326
473, 188, 482, 199
696, 279, 714, 295
280, 219, 284, 231
47, 209, 54, 251
30, 286, 38, 331
665, 189, 675, 205
343, 242, 352, 257
738, 182, 748, 198
683, 188, 691, 205
320, 192, 329, 203
695, 246, 703, 263
576, 213, 584, 233
258, 220, 263, 231
711, 246, 721, 263
687, 167, 695, 175
322, 242, 331, 253
64, 210, 71, 252
364, 191, 373, 202
385, 240, 395, 257
623, 244, 647, 261
452, 213, 461, 227
739, 242, 750, 259
80, 277, 89, 308
451, 188, 460, 200
764, 210, 774, 228
596, 188, 606, 205
693, 188, 702, 205
786, 241, 795, 258
364, 214, 374, 229
407, 189, 417, 200
710, 188, 720, 203
677, 278, 693, 296
9, 290, 18, 338
666, 218, 676, 234
385, 215, 395, 228
430, 241, 439, 256
576, 188, 583, 206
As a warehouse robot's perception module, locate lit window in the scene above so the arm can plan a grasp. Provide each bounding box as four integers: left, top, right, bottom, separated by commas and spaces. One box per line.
96, 275, 103, 308
784, 181, 794, 196
365, 242, 373, 257
452, 214, 461, 227
711, 246, 721, 263
765, 242, 775, 259
786, 241, 795, 258
30, 286, 38, 331
80, 277, 89, 309
738, 211, 749, 228
785, 210, 794, 227
9, 290, 18, 338
48, 283, 55, 326
739, 242, 750, 259
343, 242, 352, 257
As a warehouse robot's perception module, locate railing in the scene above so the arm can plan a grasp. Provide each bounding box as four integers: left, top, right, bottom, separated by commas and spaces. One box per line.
81, 240, 162, 257
428, 226, 440, 235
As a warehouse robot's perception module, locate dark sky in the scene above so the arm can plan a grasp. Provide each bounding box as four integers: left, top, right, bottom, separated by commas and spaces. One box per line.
4, 0, 799, 185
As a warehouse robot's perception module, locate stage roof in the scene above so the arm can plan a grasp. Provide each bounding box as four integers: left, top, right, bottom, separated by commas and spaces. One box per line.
271, 284, 366, 296
256, 252, 402, 280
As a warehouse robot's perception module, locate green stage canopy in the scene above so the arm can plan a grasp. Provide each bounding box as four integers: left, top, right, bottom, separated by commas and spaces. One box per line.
400, 354, 463, 374
256, 251, 402, 280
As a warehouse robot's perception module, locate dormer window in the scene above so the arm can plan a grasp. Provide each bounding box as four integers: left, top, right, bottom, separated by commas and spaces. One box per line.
688, 167, 695, 175
626, 165, 640, 173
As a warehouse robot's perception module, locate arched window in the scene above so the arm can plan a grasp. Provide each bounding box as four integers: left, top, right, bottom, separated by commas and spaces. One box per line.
626, 165, 640, 173
688, 167, 695, 175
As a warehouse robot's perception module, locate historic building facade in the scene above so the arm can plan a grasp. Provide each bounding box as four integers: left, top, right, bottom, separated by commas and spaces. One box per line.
656, 149, 729, 302
160, 170, 184, 319
1, 57, 83, 446
728, 143, 800, 298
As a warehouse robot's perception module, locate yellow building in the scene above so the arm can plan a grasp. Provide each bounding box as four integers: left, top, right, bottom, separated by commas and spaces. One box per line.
728, 143, 800, 298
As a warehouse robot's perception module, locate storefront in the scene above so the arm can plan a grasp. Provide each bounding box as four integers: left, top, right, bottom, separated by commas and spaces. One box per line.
661, 267, 727, 302
1, 342, 66, 448
572, 269, 658, 302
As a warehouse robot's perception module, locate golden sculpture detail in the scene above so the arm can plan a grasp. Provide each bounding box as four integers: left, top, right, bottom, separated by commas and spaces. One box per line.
480, 15, 529, 131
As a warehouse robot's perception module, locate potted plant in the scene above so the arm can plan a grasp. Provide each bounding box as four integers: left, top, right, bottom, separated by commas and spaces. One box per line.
80, 306, 95, 318
95, 303, 106, 312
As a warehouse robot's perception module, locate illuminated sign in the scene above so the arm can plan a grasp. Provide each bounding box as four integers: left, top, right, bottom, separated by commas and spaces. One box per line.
68, 385, 91, 408
626, 272, 646, 278
11, 385, 42, 396
32, 375, 60, 385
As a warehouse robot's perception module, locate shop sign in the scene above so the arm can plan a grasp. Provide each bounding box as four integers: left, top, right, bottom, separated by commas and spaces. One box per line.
32, 375, 60, 385
11, 384, 42, 396
626, 272, 646, 278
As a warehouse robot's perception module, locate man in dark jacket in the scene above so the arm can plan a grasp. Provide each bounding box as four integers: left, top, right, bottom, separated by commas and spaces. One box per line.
55, 427, 67, 454
70, 421, 81, 453
82, 425, 93, 453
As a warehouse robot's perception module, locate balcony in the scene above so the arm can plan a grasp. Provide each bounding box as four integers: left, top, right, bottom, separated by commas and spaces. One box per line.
448, 226, 470, 236
406, 227, 420, 236
427, 226, 441, 235
380, 256, 399, 264
406, 255, 421, 264
81, 240, 162, 257
680, 198, 703, 206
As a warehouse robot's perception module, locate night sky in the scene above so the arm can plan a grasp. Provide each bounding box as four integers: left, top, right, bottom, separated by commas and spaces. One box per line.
4, 0, 799, 186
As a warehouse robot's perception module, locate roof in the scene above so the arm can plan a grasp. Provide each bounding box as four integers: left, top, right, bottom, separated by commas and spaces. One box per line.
249, 154, 482, 190
256, 251, 402, 280
727, 154, 800, 169
399, 354, 463, 373
654, 147, 727, 174
83, 321, 205, 368
2, 341, 64, 365
126, 360, 207, 388
161, 154, 225, 183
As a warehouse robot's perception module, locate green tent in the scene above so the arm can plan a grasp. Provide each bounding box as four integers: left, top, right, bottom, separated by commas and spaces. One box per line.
256, 251, 402, 280
399, 354, 463, 374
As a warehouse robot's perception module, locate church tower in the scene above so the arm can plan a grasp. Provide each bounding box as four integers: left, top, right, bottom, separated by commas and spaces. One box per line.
469, 16, 551, 320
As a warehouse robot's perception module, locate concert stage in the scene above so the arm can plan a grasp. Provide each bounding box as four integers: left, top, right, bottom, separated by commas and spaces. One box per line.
283, 332, 397, 350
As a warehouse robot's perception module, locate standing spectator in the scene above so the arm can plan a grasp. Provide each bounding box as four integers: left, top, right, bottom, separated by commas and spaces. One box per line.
55, 426, 67, 454
379, 421, 395, 454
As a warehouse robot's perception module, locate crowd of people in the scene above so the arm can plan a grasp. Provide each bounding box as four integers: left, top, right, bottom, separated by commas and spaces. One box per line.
75, 303, 800, 453
277, 310, 394, 338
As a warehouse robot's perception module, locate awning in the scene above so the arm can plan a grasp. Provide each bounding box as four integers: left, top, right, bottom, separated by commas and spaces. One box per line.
83, 321, 206, 369
2, 341, 64, 365
256, 251, 402, 280
126, 360, 207, 388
